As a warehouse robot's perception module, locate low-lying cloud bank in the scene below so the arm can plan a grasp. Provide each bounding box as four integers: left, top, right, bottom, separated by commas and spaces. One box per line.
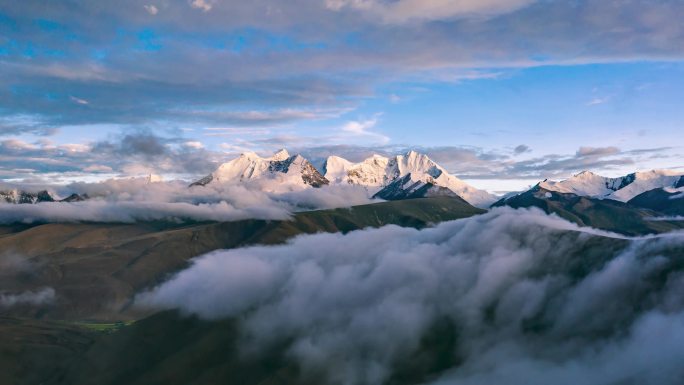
138, 208, 684, 385
647, 216, 684, 221
0, 287, 55, 308
0, 178, 376, 224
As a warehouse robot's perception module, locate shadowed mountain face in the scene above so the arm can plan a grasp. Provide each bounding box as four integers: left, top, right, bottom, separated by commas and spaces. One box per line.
628, 188, 684, 216
0, 197, 484, 321
492, 186, 684, 235
372, 173, 463, 201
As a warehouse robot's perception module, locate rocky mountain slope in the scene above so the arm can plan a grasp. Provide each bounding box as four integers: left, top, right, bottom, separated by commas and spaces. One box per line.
492, 185, 684, 235
537, 170, 683, 202
0, 189, 89, 204
189, 149, 495, 207
321, 150, 495, 207
190, 149, 328, 189
628, 186, 684, 216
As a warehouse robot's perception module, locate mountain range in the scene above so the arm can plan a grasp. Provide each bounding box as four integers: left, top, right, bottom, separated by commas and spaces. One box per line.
2, 149, 683, 222
2, 152, 684, 385
187, 149, 683, 211
536, 170, 684, 202
188, 149, 497, 207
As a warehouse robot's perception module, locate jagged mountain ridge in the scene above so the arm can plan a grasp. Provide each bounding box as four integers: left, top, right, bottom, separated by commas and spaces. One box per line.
190, 149, 328, 189
628, 185, 684, 216
1, 190, 55, 204
191, 149, 496, 207
0, 190, 89, 204
535, 170, 684, 202
323, 150, 496, 207
492, 184, 684, 235
373, 173, 462, 201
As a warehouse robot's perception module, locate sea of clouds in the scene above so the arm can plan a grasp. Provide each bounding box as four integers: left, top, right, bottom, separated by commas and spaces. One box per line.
0, 178, 376, 224
138, 207, 684, 385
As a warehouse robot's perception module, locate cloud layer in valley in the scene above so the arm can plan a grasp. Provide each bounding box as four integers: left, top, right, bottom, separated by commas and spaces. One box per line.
0, 287, 55, 308
0, 177, 375, 224
138, 207, 684, 385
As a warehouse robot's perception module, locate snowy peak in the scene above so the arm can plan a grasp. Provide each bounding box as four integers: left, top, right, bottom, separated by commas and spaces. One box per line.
191, 149, 328, 188
323, 150, 495, 207
324, 154, 391, 186
538, 171, 631, 197
394, 150, 442, 179
373, 173, 461, 201
610, 170, 683, 202
271, 148, 290, 161
536, 169, 684, 202
190, 149, 495, 207
0, 189, 55, 204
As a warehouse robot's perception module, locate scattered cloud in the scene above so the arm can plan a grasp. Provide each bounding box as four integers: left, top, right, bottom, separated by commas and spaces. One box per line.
340, 115, 390, 144
0, 287, 55, 308
0, 133, 220, 181
189, 0, 213, 12
587, 96, 610, 106
576, 146, 620, 157
69, 96, 89, 105
2, 1, 684, 131
184, 141, 204, 149
326, 0, 538, 24
513, 144, 531, 155
0, 115, 57, 137
143, 4, 158, 15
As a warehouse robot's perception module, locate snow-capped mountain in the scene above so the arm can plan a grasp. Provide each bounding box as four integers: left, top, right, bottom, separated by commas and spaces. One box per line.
190, 149, 329, 189
536, 170, 684, 202
324, 154, 393, 186
324, 150, 496, 207
189, 149, 495, 207
0, 189, 90, 204
373, 173, 462, 201
0, 189, 55, 204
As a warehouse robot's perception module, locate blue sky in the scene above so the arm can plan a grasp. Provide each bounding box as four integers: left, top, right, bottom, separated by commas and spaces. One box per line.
1, 0, 684, 190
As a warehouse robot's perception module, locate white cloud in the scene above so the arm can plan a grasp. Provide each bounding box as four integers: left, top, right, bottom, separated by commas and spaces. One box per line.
587, 96, 610, 106
327, 0, 537, 24
184, 141, 204, 149
137, 207, 684, 384
0, 178, 376, 224
341, 115, 390, 143
143, 5, 159, 15
69, 95, 89, 105
189, 0, 212, 12
83, 164, 114, 173
0, 287, 55, 308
